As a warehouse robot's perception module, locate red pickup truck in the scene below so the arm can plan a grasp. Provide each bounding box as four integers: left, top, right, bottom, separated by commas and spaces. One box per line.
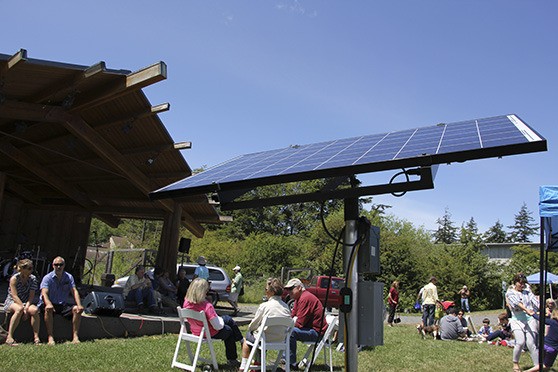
283, 275, 344, 309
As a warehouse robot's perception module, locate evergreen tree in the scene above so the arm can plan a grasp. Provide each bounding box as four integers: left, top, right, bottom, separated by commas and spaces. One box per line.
460, 217, 482, 247
483, 220, 508, 243
508, 203, 538, 242
433, 208, 458, 244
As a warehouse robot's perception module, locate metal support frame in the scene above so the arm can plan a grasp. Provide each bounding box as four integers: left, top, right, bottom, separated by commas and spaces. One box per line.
343, 198, 359, 372
218, 166, 434, 211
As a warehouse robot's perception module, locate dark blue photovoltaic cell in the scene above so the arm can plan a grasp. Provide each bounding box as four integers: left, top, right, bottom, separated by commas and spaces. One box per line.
153, 114, 545, 196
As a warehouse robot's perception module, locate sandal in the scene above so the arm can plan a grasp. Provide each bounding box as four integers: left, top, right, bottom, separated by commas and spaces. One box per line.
5, 339, 19, 346
34, 339, 42, 345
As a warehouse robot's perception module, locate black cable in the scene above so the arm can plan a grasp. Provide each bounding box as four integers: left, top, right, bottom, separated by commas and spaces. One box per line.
389, 168, 411, 197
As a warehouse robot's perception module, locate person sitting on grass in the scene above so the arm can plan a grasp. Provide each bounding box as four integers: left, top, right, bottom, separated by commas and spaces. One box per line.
3, 259, 41, 346
486, 312, 514, 346
183, 278, 244, 368
439, 306, 466, 341
478, 318, 493, 341
457, 310, 471, 337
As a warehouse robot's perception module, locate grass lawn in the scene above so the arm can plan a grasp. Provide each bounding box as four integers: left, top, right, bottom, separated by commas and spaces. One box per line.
0, 323, 548, 371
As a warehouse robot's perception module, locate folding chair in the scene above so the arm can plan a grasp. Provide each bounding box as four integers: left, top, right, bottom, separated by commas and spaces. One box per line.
299, 315, 338, 372
172, 307, 219, 371
243, 315, 296, 372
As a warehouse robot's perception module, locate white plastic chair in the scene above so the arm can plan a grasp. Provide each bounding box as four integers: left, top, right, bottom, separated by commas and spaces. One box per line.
243, 314, 296, 372
299, 315, 338, 372
172, 307, 219, 371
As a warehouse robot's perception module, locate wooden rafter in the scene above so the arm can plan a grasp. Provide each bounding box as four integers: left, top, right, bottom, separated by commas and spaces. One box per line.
0, 140, 94, 208
69, 62, 167, 112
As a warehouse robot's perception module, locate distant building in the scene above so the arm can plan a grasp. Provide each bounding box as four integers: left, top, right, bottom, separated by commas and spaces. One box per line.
482, 242, 539, 264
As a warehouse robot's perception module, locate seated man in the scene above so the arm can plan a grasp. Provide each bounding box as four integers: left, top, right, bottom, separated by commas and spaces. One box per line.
38, 257, 84, 345
285, 278, 327, 370
439, 306, 466, 341
123, 265, 161, 315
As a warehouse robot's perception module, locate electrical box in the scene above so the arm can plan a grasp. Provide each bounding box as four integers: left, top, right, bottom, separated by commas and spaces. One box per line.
338, 281, 384, 347
358, 224, 380, 274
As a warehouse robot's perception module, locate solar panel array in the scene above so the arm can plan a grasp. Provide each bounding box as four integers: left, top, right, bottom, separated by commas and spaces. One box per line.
151, 114, 545, 199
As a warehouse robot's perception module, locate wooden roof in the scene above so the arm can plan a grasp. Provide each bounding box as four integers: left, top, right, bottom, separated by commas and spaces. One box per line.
0, 49, 221, 237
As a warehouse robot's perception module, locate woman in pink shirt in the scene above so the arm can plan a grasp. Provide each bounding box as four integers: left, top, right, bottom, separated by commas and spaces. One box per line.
183, 278, 243, 367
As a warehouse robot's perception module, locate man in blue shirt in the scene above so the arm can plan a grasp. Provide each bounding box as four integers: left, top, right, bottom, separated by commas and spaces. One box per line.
39, 256, 83, 345
194, 256, 210, 280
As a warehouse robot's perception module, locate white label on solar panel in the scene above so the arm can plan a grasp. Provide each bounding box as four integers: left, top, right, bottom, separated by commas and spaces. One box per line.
393, 128, 418, 159
475, 120, 483, 148
508, 114, 542, 142
435, 123, 448, 154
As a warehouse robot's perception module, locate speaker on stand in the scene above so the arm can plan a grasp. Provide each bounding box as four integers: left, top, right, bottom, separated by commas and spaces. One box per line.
178, 238, 191, 268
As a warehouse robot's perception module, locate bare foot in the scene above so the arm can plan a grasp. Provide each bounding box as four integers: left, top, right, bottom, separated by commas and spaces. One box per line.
47, 337, 55, 346
71, 338, 80, 344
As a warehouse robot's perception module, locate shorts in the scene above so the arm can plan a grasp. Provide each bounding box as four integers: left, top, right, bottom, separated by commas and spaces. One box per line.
40, 303, 74, 319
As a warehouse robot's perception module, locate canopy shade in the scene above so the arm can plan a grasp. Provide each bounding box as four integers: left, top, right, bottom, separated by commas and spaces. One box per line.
526, 272, 558, 285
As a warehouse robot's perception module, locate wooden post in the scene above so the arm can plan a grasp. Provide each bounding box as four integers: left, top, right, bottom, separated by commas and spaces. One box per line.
156, 202, 182, 279
0, 172, 5, 213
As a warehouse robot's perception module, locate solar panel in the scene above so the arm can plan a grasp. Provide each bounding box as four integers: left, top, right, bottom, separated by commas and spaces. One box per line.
150, 114, 546, 200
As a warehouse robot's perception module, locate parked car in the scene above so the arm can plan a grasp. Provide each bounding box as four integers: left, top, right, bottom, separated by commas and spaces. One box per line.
112, 263, 232, 305
282, 275, 344, 310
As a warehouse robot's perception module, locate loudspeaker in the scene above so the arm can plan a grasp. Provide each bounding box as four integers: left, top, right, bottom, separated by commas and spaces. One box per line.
83, 291, 124, 317
178, 237, 191, 253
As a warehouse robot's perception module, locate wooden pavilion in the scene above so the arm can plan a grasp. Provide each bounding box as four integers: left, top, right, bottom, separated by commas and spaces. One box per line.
0, 49, 223, 279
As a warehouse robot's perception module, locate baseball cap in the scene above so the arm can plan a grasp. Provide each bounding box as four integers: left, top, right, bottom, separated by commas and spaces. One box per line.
284, 278, 303, 289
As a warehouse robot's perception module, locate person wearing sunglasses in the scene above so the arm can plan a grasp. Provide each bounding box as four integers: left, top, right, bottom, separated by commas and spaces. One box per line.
3, 259, 40, 345
38, 257, 83, 345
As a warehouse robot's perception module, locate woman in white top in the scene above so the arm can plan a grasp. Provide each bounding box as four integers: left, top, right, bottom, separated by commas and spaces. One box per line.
506, 273, 540, 372
3, 259, 40, 345
239, 277, 291, 370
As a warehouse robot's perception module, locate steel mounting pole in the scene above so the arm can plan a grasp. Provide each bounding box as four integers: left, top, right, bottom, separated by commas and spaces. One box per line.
343, 197, 359, 372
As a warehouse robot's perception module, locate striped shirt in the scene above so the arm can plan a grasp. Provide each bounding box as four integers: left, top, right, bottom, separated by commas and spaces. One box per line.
3, 272, 38, 310
506, 287, 539, 322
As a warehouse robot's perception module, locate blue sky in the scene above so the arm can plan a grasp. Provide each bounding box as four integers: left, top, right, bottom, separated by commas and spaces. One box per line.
2, 1, 556, 236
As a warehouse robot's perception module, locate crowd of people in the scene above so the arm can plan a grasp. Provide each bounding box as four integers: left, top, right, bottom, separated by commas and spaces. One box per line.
387, 273, 558, 372
181, 274, 329, 371
7, 254, 558, 371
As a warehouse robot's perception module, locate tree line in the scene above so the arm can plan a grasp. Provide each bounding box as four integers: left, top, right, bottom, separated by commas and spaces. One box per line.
90, 185, 548, 311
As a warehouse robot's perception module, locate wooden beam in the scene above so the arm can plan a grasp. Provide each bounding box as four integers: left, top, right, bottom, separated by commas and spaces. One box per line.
5, 178, 41, 204
50, 107, 205, 237
0, 172, 5, 211
95, 102, 170, 132
28, 61, 107, 104
93, 213, 121, 228
0, 140, 94, 208
0, 101, 205, 237
0, 49, 27, 79
70, 61, 167, 111
91, 206, 165, 218
0, 100, 59, 122
7, 49, 27, 70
